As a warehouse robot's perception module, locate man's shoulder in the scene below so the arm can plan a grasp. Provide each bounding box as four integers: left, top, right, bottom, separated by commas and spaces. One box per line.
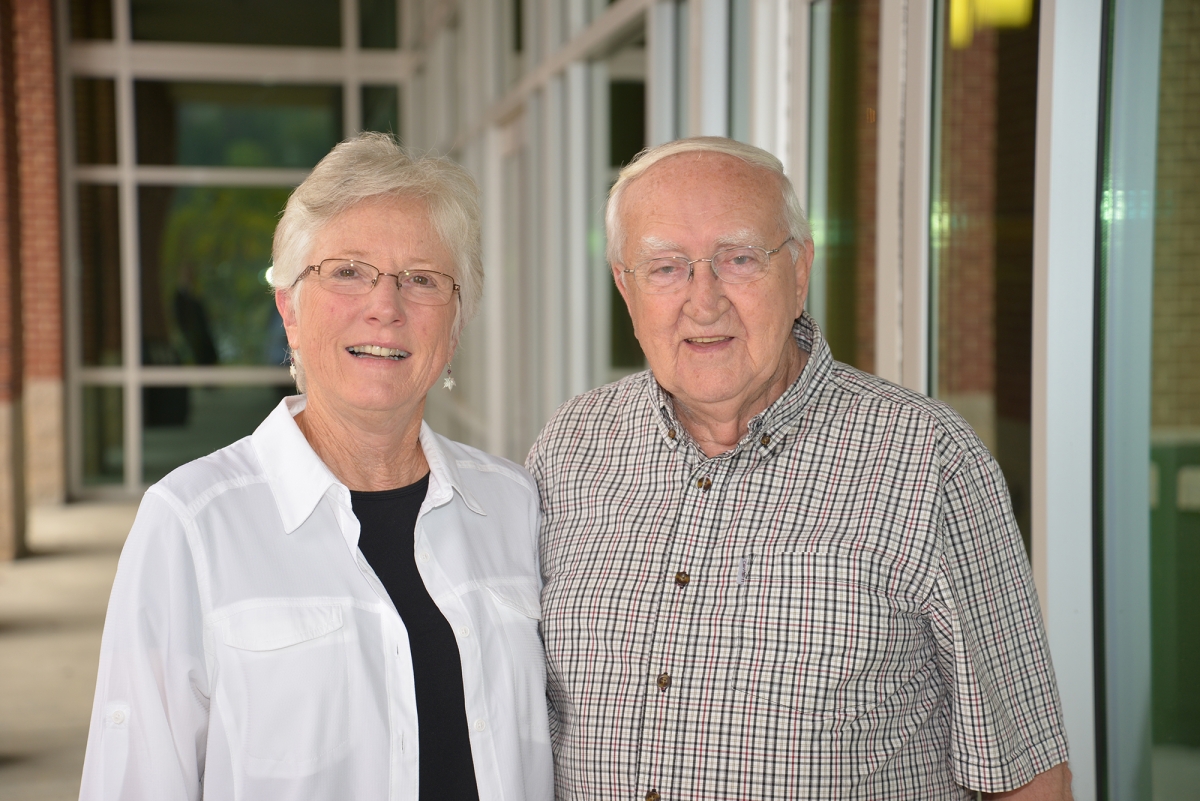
541, 370, 653, 435
822, 360, 990, 462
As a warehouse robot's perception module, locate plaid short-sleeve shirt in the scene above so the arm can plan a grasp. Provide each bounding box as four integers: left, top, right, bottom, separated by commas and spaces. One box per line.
527, 314, 1069, 800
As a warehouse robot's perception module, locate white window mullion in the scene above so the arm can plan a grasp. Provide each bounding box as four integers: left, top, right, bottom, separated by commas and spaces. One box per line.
112, 0, 142, 491
343, 0, 363, 136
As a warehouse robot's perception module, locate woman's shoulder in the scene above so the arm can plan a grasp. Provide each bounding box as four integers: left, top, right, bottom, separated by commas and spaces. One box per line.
150, 435, 267, 515
424, 428, 535, 496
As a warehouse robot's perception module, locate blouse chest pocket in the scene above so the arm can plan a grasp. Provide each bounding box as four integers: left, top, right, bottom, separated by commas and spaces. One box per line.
216, 603, 352, 777
729, 551, 919, 726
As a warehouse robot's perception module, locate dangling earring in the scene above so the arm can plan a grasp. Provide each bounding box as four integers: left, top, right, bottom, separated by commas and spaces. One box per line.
443, 363, 456, 391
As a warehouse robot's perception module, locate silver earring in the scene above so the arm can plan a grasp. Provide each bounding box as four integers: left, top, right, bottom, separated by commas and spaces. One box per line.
443, 363, 456, 391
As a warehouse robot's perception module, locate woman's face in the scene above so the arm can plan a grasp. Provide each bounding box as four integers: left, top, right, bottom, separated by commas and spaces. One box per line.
276, 195, 459, 423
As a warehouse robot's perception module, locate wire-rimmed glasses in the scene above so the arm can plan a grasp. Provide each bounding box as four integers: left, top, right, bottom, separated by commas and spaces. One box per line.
622, 237, 795, 294
297, 259, 461, 306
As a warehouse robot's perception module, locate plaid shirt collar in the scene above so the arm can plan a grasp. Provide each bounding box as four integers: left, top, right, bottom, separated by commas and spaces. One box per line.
643, 313, 834, 461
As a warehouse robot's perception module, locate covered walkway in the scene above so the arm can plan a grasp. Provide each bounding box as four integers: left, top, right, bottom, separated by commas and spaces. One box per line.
0, 504, 136, 800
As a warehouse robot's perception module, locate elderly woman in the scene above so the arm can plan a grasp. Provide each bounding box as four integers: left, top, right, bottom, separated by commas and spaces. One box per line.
79, 134, 552, 801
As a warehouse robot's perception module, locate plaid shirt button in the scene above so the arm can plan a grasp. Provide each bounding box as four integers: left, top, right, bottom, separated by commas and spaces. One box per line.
674, 571, 690, 587
645, 791, 660, 801
656, 672, 671, 691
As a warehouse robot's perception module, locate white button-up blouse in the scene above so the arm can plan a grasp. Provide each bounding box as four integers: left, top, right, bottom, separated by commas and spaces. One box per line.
79, 396, 553, 801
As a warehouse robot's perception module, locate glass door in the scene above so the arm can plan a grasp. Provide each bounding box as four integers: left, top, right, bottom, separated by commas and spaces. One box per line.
1100, 0, 1200, 798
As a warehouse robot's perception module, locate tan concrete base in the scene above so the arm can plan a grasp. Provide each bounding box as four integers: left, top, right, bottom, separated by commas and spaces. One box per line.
0, 398, 28, 560
24, 379, 63, 505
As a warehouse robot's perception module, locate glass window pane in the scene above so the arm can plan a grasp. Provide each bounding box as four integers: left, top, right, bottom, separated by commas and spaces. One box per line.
929, 3, 1039, 547
360, 0, 398, 49
135, 81, 342, 168
606, 39, 647, 372
361, 85, 399, 135
1151, 0, 1200, 776
78, 184, 122, 367
70, 0, 113, 40
83, 385, 122, 485
142, 385, 292, 483
139, 186, 290, 367
130, 0, 339, 47
74, 78, 117, 165
806, 0, 879, 372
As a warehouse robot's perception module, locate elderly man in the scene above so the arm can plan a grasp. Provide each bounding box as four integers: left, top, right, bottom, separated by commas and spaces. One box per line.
527, 137, 1071, 800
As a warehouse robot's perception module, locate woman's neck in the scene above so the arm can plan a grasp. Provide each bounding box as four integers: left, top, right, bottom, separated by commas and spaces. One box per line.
295, 394, 429, 491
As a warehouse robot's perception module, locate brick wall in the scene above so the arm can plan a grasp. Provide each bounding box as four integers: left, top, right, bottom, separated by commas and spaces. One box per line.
1152, 0, 1200, 429
0, 0, 64, 559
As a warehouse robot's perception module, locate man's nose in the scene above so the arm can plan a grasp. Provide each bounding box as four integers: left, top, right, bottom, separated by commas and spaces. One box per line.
684, 260, 727, 316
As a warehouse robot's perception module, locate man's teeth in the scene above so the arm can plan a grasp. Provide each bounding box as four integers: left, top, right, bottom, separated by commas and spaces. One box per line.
348, 345, 410, 359
688, 337, 729, 344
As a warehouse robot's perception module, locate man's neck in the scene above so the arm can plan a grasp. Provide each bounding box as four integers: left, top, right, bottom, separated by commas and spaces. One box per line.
673, 342, 808, 458
295, 394, 429, 491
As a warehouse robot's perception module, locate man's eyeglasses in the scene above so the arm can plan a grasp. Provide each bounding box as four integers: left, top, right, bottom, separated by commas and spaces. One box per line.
622, 237, 795, 295
296, 259, 461, 306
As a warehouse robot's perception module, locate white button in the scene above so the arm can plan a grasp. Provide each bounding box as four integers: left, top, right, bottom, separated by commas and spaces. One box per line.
458, 626, 470, 638
111, 710, 125, 725
473, 719, 486, 731
419, 551, 431, 563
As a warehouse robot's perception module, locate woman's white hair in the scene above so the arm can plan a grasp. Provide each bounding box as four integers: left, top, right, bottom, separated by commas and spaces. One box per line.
270, 133, 482, 389
605, 136, 812, 273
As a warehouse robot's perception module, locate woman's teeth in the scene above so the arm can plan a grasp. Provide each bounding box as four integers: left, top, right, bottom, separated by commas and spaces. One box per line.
688, 337, 729, 344
347, 345, 410, 359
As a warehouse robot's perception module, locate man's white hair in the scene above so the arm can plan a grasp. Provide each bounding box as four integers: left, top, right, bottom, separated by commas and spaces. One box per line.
605, 136, 812, 272
270, 133, 482, 389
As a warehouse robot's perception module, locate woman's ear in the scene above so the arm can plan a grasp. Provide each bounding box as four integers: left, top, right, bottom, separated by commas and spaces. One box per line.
275, 289, 300, 348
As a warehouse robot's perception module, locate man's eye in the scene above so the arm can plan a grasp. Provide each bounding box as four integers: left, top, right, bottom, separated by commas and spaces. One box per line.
647, 260, 683, 276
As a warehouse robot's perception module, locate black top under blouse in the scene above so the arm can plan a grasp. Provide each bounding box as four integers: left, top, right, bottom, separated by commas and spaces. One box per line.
351, 475, 480, 801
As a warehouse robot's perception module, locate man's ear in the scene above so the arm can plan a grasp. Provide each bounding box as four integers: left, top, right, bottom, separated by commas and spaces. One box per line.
275, 289, 300, 348
612, 262, 633, 308
793, 239, 815, 318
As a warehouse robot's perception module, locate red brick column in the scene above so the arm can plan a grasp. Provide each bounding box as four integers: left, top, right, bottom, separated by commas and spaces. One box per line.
0, 0, 27, 559
15, 0, 62, 508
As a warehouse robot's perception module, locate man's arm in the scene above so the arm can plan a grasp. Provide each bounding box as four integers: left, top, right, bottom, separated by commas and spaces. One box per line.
983, 762, 1073, 800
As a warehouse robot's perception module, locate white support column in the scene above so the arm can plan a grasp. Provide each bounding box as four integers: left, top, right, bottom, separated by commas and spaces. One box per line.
788, 0, 810, 224
647, 0, 678, 147
482, 125, 507, 457
540, 79, 567, 414
873, 0, 905, 385
900, 0, 932, 393
1030, 1, 1104, 798
342, 0, 362, 135
749, 0, 791, 163
565, 62, 591, 397
690, 0, 729, 136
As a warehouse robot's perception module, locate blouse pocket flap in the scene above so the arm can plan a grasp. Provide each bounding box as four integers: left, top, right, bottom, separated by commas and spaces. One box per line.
223, 604, 344, 652
485, 579, 542, 620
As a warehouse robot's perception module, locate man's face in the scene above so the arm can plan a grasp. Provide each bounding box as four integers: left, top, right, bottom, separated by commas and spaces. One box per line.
613, 152, 812, 418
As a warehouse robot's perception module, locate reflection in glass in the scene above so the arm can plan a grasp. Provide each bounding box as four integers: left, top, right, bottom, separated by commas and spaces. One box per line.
74, 79, 117, 165
806, 0, 878, 371
929, 2, 1038, 546
69, 0, 113, 40
360, 0, 398, 49
607, 40, 646, 371
139, 186, 290, 367
83, 385, 122, 485
78, 184, 122, 367
130, 0, 339, 47
142, 385, 292, 483
362, 85, 399, 135
1150, 0, 1200, 784
135, 81, 342, 168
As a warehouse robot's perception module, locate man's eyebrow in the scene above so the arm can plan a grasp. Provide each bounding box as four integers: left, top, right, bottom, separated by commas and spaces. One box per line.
635, 229, 765, 259
636, 236, 684, 257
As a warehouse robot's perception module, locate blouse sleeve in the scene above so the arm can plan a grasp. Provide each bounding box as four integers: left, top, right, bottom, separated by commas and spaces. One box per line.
79, 489, 210, 801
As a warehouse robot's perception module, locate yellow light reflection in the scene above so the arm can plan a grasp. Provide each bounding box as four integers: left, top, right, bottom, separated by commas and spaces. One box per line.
950, 0, 1034, 48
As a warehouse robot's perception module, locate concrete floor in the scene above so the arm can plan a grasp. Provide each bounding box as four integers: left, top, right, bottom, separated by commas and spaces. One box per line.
0, 503, 137, 801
